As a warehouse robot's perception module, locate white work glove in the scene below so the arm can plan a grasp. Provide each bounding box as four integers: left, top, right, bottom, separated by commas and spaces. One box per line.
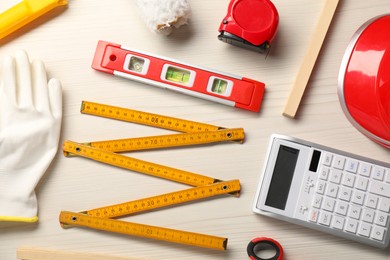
0, 50, 62, 222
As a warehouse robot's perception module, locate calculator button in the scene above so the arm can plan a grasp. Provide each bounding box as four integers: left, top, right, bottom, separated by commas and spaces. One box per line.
333, 156, 346, 170
362, 208, 375, 223
348, 205, 362, 219
365, 194, 379, 209
378, 197, 390, 213
358, 222, 372, 237
341, 172, 356, 188
345, 219, 358, 233
339, 187, 352, 202
326, 183, 339, 198
351, 190, 365, 205
330, 169, 343, 184
372, 166, 385, 181
358, 163, 372, 177
318, 211, 332, 226
371, 226, 386, 241
316, 181, 326, 195
369, 180, 390, 198
385, 169, 390, 183
322, 197, 336, 212
309, 209, 319, 222
374, 211, 388, 227
335, 201, 349, 216
355, 176, 369, 191
312, 195, 323, 209
322, 152, 333, 166
346, 159, 358, 173
319, 166, 330, 181
332, 215, 345, 230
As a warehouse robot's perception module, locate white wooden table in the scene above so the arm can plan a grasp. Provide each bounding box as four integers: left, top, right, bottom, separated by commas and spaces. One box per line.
1, 0, 390, 259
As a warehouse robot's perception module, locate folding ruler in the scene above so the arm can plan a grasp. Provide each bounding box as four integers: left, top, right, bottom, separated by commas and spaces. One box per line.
60, 101, 244, 250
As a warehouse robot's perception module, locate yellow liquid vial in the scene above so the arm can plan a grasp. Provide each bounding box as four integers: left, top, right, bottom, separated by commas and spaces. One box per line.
211, 79, 228, 94
165, 66, 191, 84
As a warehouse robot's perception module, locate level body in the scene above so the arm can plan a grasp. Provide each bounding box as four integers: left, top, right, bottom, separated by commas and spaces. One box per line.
92, 41, 265, 112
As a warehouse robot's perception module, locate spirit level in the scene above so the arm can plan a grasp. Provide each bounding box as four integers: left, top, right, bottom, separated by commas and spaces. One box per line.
60, 101, 243, 250
0, 0, 68, 40
218, 0, 279, 53
92, 41, 265, 112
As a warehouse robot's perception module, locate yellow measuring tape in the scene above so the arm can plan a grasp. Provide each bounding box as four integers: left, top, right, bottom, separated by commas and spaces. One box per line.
60, 101, 244, 250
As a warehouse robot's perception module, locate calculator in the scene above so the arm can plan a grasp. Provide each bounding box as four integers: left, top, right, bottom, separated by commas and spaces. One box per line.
253, 134, 390, 248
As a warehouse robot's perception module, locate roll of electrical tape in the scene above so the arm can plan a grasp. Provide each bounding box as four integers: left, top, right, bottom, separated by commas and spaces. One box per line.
247, 237, 284, 260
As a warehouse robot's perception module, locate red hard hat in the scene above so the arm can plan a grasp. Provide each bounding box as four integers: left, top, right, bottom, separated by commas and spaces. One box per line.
338, 14, 390, 148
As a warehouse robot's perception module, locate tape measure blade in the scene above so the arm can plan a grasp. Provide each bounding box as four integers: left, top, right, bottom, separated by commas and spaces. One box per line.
81, 101, 221, 133
63, 140, 217, 187
59, 211, 227, 250
85, 180, 240, 218
87, 128, 244, 153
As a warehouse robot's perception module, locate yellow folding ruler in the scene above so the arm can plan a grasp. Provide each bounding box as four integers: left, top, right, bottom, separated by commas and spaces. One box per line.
60, 101, 244, 250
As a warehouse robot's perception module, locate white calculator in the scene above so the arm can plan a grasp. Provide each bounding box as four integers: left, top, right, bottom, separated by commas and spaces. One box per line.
253, 134, 390, 248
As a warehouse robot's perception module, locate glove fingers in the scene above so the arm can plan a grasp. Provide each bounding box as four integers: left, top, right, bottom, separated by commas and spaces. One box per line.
1, 55, 17, 106
48, 78, 62, 120
32, 60, 50, 112
15, 50, 33, 108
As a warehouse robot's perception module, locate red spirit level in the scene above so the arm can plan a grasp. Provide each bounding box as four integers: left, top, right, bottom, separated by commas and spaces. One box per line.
218, 0, 279, 53
92, 41, 265, 112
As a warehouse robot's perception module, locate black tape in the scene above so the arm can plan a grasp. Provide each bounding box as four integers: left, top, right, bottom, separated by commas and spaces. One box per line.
247, 237, 283, 260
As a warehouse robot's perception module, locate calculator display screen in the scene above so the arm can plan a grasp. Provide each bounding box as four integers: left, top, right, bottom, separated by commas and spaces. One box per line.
309, 150, 321, 172
265, 145, 299, 210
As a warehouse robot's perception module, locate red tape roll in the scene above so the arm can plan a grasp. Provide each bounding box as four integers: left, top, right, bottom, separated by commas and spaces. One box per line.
247, 237, 283, 260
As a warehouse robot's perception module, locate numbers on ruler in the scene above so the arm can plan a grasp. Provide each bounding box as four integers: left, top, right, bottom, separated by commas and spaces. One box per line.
82, 128, 243, 156
82, 180, 240, 220
82, 101, 221, 133
65, 141, 216, 187
150, 117, 159, 123
65, 101, 243, 249
60, 211, 228, 250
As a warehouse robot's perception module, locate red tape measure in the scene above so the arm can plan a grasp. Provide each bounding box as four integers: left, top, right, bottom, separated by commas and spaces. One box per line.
218, 0, 279, 53
247, 237, 284, 260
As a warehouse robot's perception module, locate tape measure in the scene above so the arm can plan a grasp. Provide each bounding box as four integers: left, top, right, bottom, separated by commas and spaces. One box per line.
60, 101, 244, 250
218, 0, 279, 53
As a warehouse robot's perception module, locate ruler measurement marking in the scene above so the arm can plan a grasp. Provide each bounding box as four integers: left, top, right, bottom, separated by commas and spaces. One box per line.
60, 211, 227, 250
81, 101, 221, 133
64, 141, 216, 187
62, 101, 242, 250
84, 180, 240, 218
87, 128, 244, 153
